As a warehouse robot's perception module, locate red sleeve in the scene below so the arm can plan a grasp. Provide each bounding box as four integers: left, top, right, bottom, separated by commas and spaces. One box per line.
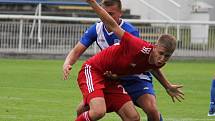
120, 32, 151, 55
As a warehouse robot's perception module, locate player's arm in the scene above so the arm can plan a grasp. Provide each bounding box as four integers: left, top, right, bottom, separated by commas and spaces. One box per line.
63, 42, 87, 80
151, 68, 184, 102
86, 0, 124, 39
63, 23, 97, 80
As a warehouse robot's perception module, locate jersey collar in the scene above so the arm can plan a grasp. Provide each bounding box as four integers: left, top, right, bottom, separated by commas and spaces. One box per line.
104, 19, 124, 36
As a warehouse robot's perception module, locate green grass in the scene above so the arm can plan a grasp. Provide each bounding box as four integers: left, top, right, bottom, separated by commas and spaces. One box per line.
0, 59, 215, 121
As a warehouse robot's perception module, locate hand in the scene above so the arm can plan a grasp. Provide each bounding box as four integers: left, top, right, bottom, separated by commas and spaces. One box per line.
166, 84, 184, 102
103, 71, 119, 80
63, 63, 72, 80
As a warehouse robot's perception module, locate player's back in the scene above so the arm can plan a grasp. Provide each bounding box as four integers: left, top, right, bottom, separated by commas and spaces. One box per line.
85, 32, 160, 76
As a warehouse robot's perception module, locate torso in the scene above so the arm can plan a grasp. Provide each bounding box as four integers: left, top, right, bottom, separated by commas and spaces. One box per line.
86, 32, 160, 76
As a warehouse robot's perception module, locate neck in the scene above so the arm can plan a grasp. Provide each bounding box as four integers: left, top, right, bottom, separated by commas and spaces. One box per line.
106, 19, 121, 32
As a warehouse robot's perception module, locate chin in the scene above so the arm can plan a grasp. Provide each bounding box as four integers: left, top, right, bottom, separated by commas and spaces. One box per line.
156, 62, 162, 66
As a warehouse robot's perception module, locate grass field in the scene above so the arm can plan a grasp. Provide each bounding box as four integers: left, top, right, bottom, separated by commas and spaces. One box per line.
0, 58, 215, 121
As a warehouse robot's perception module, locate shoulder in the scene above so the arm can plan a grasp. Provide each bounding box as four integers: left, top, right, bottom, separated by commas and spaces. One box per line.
80, 23, 98, 47
124, 32, 153, 48
85, 23, 97, 33
86, 22, 104, 32
121, 20, 138, 32
121, 20, 139, 37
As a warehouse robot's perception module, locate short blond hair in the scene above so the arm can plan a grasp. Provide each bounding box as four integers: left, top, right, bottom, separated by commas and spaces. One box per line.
157, 34, 176, 53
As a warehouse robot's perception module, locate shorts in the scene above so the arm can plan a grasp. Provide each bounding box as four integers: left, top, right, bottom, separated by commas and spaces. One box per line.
104, 81, 131, 113
105, 91, 131, 113
121, 73, 155, 106
77, 63, 105, 105
83, 89, 131, 113
78, 64, 131, 112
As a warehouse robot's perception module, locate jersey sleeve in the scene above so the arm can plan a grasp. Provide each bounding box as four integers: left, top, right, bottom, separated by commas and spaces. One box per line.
120, 32, 150, 54
121, 21, 140, 38
80, 24, 97, 48
130, 30, 140, 38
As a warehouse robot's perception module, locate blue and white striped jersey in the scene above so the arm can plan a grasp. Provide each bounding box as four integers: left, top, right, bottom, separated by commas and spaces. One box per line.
80, 20, 139, 50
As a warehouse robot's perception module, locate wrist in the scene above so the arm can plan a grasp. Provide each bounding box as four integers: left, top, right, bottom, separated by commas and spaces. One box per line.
165, 83, 172, 90
166, 88, 171, 92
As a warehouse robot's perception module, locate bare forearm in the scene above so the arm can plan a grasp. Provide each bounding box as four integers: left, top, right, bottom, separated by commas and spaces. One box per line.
151, 69, 171, 89
63, 43, 86, 80
64, 42, 86, 66
151, 69, 184, 102
64, 50, 80, 66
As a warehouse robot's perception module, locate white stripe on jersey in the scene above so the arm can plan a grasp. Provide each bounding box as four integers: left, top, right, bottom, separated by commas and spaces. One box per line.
96, 20, 124, 50
84, 65, 92, 93
96, 22, 110, 50
84, 111, 90, 121
87, 65, 94, 93
84, 64, 94, 93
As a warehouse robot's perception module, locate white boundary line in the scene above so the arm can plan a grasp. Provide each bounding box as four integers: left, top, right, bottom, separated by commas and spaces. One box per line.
0, 96, 64, 103
0, 115, 17, 119
138, 116, 215, 121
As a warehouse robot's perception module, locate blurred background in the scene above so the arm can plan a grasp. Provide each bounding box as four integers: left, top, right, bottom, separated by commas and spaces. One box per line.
0, 1, 215, 121
0, 0, 214, 60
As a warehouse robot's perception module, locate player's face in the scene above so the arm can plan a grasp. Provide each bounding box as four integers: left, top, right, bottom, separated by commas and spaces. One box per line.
152, 45, 172, 66
103, 5, 122, 24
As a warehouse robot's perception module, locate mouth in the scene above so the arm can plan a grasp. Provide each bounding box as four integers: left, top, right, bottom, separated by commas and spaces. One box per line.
157, 62, 163, 66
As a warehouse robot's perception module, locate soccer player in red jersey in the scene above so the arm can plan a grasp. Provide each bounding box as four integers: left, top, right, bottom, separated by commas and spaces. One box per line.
68, 0, 184, 121
63, 0, 140, 120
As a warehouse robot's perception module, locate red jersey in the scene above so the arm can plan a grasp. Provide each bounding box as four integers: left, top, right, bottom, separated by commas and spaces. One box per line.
78, 32, 164, 105
85, 32, 163, 76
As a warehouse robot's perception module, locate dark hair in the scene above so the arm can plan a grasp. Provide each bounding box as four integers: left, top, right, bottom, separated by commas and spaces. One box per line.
100, 0, 122, 10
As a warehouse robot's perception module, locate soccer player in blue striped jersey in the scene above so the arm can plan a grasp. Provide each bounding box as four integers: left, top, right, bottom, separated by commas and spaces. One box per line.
63, 0, 164, 120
